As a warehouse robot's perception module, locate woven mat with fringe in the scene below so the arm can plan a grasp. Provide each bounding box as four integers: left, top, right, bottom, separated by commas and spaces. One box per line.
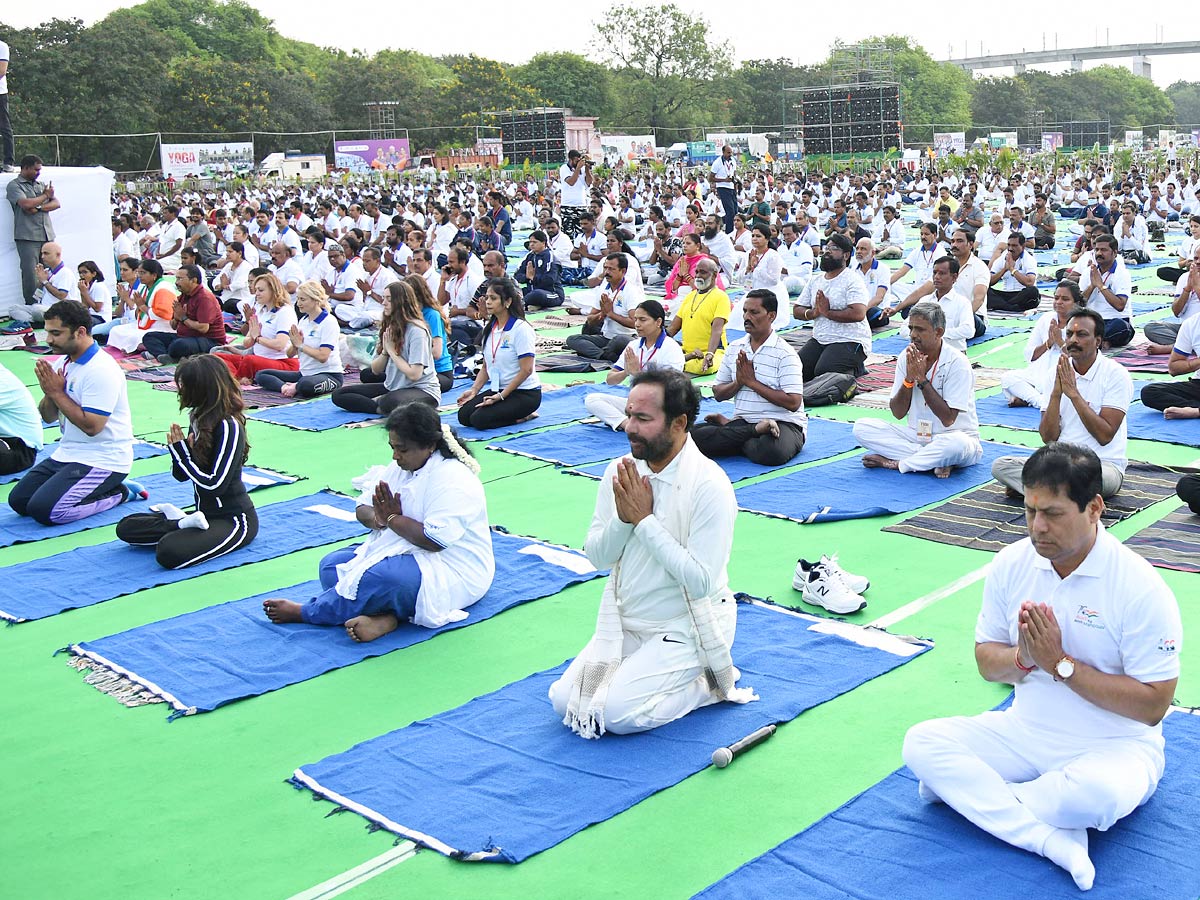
1125, 505, 1200, 573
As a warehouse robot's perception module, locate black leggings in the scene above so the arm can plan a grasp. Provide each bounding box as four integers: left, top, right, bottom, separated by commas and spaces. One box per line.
1140, 379, 1200, 412
116, 509, 259, 570
0, 436, 37, 476
332, 382, 438, 414
254, 369, 344, 397
458, 388, 541, 430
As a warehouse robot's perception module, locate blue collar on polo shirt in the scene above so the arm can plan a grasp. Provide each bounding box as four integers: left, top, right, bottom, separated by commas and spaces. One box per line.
314, 311, 329, 324
73, 342, 100, 366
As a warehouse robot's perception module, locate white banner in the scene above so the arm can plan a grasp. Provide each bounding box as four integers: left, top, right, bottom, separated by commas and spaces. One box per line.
159, 142, 254, 179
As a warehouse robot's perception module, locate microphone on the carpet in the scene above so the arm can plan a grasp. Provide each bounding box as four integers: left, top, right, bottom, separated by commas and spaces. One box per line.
711, 724, 777, 768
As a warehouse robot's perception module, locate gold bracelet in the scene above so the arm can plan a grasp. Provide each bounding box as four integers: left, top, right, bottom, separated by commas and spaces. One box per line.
386, 513, 401, 529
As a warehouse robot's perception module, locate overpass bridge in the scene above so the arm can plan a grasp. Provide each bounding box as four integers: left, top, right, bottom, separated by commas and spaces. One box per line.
944, 40, 1200, 80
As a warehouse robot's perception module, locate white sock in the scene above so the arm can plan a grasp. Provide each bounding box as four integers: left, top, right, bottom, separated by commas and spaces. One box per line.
917, 780, 943, 804
177, 511, 210, 530
1042, 827, 1094, 891
150, 503, 186, 521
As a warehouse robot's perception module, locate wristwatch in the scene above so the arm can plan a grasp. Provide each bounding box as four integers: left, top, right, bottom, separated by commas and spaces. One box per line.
1053, 655, 1076, 682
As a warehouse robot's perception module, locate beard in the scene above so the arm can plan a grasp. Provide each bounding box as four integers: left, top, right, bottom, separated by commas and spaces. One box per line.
702, 226, 719, 239
818, 254, 842, 272
628, 427, 675, 464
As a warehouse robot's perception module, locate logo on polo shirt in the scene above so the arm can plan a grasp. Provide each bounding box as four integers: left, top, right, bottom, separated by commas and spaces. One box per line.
1073, 605, 1105, 629
1158, 637, 1178, 655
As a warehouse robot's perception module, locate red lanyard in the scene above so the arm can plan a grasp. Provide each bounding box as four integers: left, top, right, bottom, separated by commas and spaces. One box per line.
489, 322, 507, 364
639, 334, 661, 368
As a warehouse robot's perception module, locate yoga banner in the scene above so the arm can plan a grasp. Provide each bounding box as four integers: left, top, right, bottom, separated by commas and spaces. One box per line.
1041, 132, 1064, 152
1125, 130, 1143, 148
933, 133, 965, 158
159, 142, 254, 179
333, 139, 411, 174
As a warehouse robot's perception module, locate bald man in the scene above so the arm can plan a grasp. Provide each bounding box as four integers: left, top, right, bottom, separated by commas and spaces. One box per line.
10, 241, 78, 326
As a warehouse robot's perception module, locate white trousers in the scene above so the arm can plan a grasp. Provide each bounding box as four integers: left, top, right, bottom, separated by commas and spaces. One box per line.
585, 392, 628, 430
548, 622, 725, 735
334, 304, 381, 330
853, 419, 983, 473
903, 710, 1162, 860
1000, 368, 1047, 407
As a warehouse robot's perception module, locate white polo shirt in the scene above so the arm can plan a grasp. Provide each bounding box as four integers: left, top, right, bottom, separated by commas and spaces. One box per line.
52, 342, 134, 472
901, 243, 947, 286
892, 343, 978, 436
44, 262, 81, 304
955, 254, 992, 312
329, 260, 364, 306
853, 258, 888, 305
976, 528, 1181, 750
298, 311, 343, 376
1078, 259, 1133, 321
900, 289, 974, 354
1171, 314, 1200, 382
157, 218, 186, 270
1040, 354, 1131, 471
715, 332, 807, 429
252, 303, 297, 361
990, 249, 1038, 292
481, 317, 541, 394
611, 330, 685, 375
780, 240, 814, 280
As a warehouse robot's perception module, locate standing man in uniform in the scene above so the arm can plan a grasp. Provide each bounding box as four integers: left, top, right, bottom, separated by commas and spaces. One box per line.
711, 144, 738, 234
7, 155, 60, 310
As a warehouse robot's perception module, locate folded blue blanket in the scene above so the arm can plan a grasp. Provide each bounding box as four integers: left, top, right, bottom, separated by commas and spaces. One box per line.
0, 490, 361, 623
734, 440, 1030, 523
0, 465, 294, 548
290, 601, 931, 862
67, 532, 604, 717
974, 393, 1041, 430
693, 710, 1200, 900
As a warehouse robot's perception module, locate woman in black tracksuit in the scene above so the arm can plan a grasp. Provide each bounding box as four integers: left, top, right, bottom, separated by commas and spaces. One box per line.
116, 355, 259, 569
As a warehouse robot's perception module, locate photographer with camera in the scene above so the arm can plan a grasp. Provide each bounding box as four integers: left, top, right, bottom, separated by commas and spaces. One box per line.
558, 150, 593, 241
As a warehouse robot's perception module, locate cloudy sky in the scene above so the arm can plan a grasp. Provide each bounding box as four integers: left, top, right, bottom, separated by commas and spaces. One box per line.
3, 0, 1195, 89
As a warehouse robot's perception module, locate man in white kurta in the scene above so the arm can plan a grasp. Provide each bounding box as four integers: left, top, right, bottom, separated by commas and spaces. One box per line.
904, 442, 1182, 891
853, 301, 983, 476
550, 369, 756, 737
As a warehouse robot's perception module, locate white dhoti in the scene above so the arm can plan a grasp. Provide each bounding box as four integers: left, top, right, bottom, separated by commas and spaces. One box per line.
334, 303, 381, 330
1000, 368, 1049, 407
585, 392, 627, 430
903, 710, 1162, 886
853, 419, 983, 473
549, 602, 735, 735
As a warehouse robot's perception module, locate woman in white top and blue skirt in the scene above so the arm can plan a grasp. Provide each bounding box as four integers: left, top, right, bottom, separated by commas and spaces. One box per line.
456, 278, 542, 430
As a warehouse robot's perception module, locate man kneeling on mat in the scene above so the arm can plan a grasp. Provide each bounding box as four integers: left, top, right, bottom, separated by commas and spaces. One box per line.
263, 404, 495, 642
903, 443, 1181, 892
549, 369, 757, 738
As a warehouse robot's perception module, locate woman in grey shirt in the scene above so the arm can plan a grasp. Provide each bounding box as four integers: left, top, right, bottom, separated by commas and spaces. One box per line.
332, 281, 441, 414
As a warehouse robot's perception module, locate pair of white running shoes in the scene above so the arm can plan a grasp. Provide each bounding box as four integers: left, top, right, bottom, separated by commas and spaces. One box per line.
793, 555, 869, 615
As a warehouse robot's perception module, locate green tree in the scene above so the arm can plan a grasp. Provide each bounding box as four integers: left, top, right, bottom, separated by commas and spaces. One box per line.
592, 3, 732, 137
515, 52, 612, 119
970, 76, 1033, 128
165, 56, 270, 134
731, 59, 826, 129
1167, 82, 1200, 125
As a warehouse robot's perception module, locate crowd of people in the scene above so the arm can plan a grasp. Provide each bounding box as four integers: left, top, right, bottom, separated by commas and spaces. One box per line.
3, 139, 1197, 893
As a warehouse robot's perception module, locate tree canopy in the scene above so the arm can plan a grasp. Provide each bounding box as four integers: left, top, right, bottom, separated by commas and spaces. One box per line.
0, 0, 1185, 172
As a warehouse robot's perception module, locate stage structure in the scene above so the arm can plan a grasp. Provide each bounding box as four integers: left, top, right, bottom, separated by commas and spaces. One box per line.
362, 101, 410, 144
487, 108, 599, 165
785, 42, 903, 156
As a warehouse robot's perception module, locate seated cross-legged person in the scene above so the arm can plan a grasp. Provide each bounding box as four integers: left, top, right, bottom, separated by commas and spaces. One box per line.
332, 281, 441, 415
986, 232, 1041, 313
898, 257, 974, 354
9, 301, 144, 526
253, 280, 345, 398
585, 299, 685, 430
213, 272, 298, 385
853, 301, 983, 477
141, 265, 227, 364
1145, 245, 1200, 353
263, 403, 495, 641
903, 443, 1181, 892
792, 233, 871, 382
115, 356, 258, 569
548, 369, 757, 737
666, 258, 730, 375
1077, 234, 1134, 349
1000, 281, 1081, 408
691, 290, 806, 467
456, 278, 542, 430
992, 309, 1131, 499
1139, 311, 1200, 420
564, 252, 638, 362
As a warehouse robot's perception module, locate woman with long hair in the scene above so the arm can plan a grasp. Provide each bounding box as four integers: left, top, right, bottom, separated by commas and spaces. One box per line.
744, 223, 783, 290
332, 280, 440, 414
456, 278, 542, 430
214, 272, 299, 384
405, 273, 454, 391
115, 355, 258, 569
263, 403, 494, 641
76, 260, 109, 326
253, 280, 344, 397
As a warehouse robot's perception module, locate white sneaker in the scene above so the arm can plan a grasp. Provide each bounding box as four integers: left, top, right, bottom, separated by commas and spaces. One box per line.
792, 556, 869, 596
798, 564, 867, 615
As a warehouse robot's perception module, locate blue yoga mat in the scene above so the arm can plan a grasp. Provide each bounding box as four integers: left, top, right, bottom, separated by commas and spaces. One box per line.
974, 393, 1041, 430
558, 419, 861, 484
1132, 299, 1172, 316
1126, 401, 1200, 447
734, 440, 1031, 523
249, 397, 377, 431
871, 326, 1022, 356
0, 490, 362, 623
0, 440, 166, 486
454, 382, 627, 441
0, 465, 294, 548
693, 710, 1200, 900
68, 532, 604, 717
289, 601, 931, 862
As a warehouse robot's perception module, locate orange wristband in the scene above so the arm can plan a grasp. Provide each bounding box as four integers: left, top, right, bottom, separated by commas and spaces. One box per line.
903, 379, 915, 389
